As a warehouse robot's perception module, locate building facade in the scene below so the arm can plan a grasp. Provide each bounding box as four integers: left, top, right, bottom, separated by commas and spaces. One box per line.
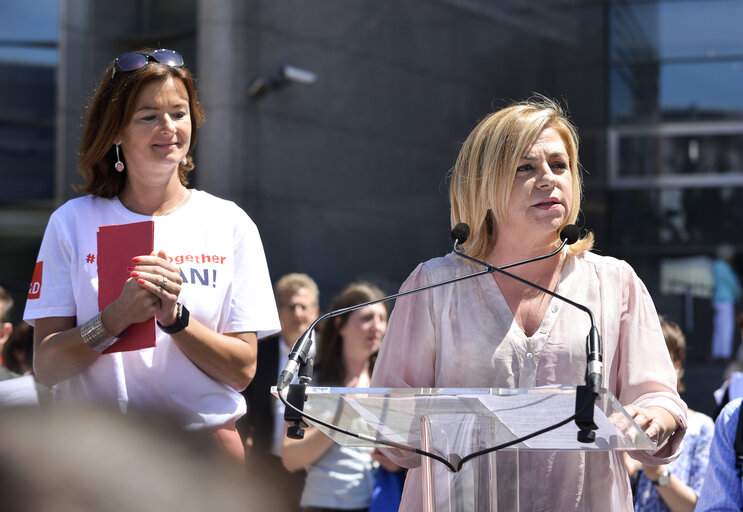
2, 0, 742, 356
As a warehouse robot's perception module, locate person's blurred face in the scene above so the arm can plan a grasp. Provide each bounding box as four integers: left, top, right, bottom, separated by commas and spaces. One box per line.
278, 288, 319, 345
0, 305, 11, 347
339, 303, 387, 362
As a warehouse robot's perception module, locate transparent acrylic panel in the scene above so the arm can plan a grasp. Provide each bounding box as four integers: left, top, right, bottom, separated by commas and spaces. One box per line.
272, 385, 656, 455
273, 385, 656, 512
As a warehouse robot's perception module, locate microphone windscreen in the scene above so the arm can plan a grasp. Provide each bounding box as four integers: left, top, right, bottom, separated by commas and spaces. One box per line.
451, 223, 471, 244
560, 224, 580, 245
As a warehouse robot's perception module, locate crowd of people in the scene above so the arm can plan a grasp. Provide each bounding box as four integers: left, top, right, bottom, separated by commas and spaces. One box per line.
3, 47, 743, 511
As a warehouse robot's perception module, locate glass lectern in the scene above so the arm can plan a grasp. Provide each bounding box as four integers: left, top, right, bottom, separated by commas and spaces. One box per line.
273, 385, 654, 511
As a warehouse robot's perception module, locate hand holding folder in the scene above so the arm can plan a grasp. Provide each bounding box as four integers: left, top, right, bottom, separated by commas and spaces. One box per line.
97, 221, 157, 353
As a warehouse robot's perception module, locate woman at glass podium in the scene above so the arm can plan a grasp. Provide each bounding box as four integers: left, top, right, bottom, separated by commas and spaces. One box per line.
370, 96, 687, 511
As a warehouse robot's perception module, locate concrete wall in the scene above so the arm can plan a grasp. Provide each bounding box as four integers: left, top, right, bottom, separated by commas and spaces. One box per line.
0, 0, 609, 316
195, 0, 610, 304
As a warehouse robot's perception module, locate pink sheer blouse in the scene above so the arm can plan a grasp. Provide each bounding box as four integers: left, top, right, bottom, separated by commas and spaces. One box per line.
370, 250, 688, 511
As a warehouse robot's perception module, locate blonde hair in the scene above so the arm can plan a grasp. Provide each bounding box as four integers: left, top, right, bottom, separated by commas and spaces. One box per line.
274, 273, 319, 307
449, 95, 593, 259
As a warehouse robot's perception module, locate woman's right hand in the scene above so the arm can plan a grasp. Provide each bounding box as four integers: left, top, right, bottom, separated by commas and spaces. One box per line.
102, 276, 161, 336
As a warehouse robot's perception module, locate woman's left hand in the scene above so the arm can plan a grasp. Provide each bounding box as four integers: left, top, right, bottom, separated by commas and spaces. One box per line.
130, 249, 183, 325
623, 404, 678, 446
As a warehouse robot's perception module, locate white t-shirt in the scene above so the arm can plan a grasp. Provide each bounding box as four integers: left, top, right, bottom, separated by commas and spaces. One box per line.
24, 190, 280, 429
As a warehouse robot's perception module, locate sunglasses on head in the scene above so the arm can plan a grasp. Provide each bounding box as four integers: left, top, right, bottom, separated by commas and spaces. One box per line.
112, 49, 184, 78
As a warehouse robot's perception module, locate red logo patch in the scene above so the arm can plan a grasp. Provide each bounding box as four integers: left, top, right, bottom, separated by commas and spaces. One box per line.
27, 261, 43, 299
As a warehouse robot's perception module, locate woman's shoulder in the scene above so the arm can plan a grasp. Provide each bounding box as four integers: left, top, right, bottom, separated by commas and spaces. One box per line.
190, 189, 241, 209
577, 250, 627, 267
416, 253, 470, 277
189, 190, 253, 221
50, 195, 116, 221
575, 250, 637, 280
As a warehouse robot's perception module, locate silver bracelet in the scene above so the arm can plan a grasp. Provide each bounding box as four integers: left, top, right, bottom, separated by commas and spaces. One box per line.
80, 313, 122, 352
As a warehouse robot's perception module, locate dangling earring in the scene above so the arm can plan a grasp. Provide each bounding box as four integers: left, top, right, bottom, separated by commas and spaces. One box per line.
181, 156, 188, 165
115, 145, 125, 172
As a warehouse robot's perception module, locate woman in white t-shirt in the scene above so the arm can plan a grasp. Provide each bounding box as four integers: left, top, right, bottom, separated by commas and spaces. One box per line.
23, 49, 280, 460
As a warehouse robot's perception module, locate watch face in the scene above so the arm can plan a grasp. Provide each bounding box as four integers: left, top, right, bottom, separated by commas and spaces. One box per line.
656, 471, 671, 486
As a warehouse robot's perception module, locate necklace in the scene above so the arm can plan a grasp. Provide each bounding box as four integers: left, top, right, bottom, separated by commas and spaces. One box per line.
119, 187, 191, 216
161, 188, 191, 216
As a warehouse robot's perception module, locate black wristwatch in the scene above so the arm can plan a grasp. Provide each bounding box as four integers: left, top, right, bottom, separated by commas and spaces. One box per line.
157, 303, 190, 334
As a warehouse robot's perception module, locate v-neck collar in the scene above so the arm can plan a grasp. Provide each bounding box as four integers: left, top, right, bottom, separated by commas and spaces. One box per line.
481, 254, 577, 342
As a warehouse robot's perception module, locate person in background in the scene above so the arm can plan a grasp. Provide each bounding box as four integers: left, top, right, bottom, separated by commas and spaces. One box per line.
710, 244, 741, 362
2, 321, 34, 375
0, 286, 14, 366
238, 272, 321, 510
713, 312, 743, 417
23, 48, 280, 461
626, 315, 714, 512
282, 282, 395, 512
0, 321, 52, 405
695, 398, 743, 510
370, 96, 686, 511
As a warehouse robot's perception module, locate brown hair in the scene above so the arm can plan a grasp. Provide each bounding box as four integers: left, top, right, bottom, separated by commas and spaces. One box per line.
77, 49, 205, 198
449, 94, 593, 260
314, 282, 386, 386
659, 315, 686, 392
2, 321, 33, 375
0, 286, 13, 323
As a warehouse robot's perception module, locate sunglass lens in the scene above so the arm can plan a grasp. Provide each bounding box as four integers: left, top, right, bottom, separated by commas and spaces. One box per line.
116, 53, 148, 72
152, 50, 184, 67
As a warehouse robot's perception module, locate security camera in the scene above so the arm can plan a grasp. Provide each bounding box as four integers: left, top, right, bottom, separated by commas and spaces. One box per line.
280, 65, 317, 86
248, 65, 317, 99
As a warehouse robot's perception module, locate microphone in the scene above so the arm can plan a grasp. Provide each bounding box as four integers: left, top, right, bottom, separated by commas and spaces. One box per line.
452, 223, 581, 270
276, 224, 580, 392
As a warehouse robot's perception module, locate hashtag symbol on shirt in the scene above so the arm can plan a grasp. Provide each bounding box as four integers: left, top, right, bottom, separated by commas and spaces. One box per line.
86, 254, 95, 263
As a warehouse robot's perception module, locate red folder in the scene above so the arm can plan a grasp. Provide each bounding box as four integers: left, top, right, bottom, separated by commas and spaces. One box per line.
97, 221, 156, 353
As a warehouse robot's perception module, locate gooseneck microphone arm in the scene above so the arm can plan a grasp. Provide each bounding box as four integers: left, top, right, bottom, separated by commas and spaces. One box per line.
277, 225, 578, 392
450, 223, 603, 398
276, 257, 494, 392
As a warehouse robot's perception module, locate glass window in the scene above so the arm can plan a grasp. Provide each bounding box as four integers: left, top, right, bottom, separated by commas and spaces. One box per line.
610, 187, 743, 248
613, 129, 743, 179
610, 0, 743, 62
0, 0, 59, 203
611, 62, 743, 123
609, 0, 743, 123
